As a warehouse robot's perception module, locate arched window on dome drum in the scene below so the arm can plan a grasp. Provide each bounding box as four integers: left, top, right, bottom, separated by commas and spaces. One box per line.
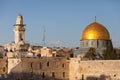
86, 41, 88, 46
91, 41, 93, 46
83, 42, 84, 47
97, 40, 99, 48
103, 41, 105, 47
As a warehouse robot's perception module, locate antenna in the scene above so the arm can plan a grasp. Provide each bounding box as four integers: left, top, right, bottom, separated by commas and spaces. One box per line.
42, 25, 46, 47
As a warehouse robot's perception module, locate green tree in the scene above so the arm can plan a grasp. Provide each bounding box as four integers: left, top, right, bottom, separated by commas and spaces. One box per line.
84, 47, 96, 60
102, 41, 117, 60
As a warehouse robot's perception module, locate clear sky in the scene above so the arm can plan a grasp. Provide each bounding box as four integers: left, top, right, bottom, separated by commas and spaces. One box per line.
0, 0, 120, 47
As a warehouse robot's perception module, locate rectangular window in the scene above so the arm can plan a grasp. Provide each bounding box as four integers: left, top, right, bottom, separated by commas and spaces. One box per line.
30, 63, 32, 68
47, 62, 49, 67
42, 72, 45, 78
63, 72, 65, 78
52, 72, 55, 77
3, 67, 5, 72
40, 62, 42, 69
62, 63, 65, 68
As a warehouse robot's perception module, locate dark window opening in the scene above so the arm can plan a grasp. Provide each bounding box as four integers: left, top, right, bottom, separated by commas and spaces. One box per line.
42, 72, 45, 78
52, 72, 55, 77
37, 54, 41, 58
52, 54, 55, 57
62, 64, 65, 68
70, 53, 73, 58
40, 62, 42, 69
3, 67, 5, 72
63, 72, 65, 78
20, 33, 23, 41
47, 62, 49, 67
97, 40, 99, 48
82, 74, 84, 80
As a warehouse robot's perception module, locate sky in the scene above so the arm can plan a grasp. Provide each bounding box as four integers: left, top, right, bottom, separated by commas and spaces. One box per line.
0, 0, 120, 47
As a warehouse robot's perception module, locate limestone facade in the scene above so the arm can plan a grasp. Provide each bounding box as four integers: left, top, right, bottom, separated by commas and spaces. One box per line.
69, 58, 120, 80
0, 59, 7, 75
14, 15, 25, 44
6, 57, 120, 80
9, 57, 69, 80
40, 47, 56, 57
0, 46, 5, 58
7, 58, 21, 74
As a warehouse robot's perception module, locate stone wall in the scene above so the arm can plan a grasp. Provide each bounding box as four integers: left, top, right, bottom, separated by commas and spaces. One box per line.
8, 58, 21, 74
69, 58, 120, 80
0, 59, 7, 75
9, 57, 69, 80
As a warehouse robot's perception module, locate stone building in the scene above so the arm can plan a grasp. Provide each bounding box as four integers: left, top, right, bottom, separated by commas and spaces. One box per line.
75, 19, 112, 58
0, 59, 7, 78
0, 46, 5, 58
4, 15, 29, 53
8, 57, 69, 80
14, 14, 25, 45
1, 15, 120, 80
69, 58, 120, 80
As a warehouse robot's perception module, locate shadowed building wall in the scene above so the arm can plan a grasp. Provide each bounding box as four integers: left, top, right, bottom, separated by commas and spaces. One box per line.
9, 57, 69, 80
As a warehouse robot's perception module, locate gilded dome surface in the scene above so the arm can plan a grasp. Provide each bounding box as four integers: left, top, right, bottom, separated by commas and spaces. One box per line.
81, 22, 110, 40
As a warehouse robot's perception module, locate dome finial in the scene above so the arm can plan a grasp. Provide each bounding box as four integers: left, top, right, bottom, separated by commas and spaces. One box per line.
94, 16, 96, 22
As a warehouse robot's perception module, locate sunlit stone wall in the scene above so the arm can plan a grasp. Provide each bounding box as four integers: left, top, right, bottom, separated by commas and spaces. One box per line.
69, 58, 120, 80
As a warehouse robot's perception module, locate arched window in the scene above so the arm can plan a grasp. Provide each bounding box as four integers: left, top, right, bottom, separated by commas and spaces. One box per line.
97, 40, 99, 47
91, 41, 93, 45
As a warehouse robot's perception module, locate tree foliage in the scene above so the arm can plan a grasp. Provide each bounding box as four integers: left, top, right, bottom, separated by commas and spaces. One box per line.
84, 47, 96, 60
102, 41, 117, 60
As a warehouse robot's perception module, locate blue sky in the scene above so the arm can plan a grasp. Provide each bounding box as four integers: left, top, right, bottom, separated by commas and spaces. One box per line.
0, 0, 120, 47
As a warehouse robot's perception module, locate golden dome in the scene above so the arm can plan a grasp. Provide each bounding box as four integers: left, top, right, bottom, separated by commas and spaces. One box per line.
81, 22, 110, 40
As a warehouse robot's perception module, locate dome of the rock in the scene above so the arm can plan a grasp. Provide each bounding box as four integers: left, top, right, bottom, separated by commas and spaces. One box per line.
81, 22, 110, 40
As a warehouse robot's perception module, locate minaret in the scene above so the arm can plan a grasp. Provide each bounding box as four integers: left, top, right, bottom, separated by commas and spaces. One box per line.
13, 14, 26, 44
